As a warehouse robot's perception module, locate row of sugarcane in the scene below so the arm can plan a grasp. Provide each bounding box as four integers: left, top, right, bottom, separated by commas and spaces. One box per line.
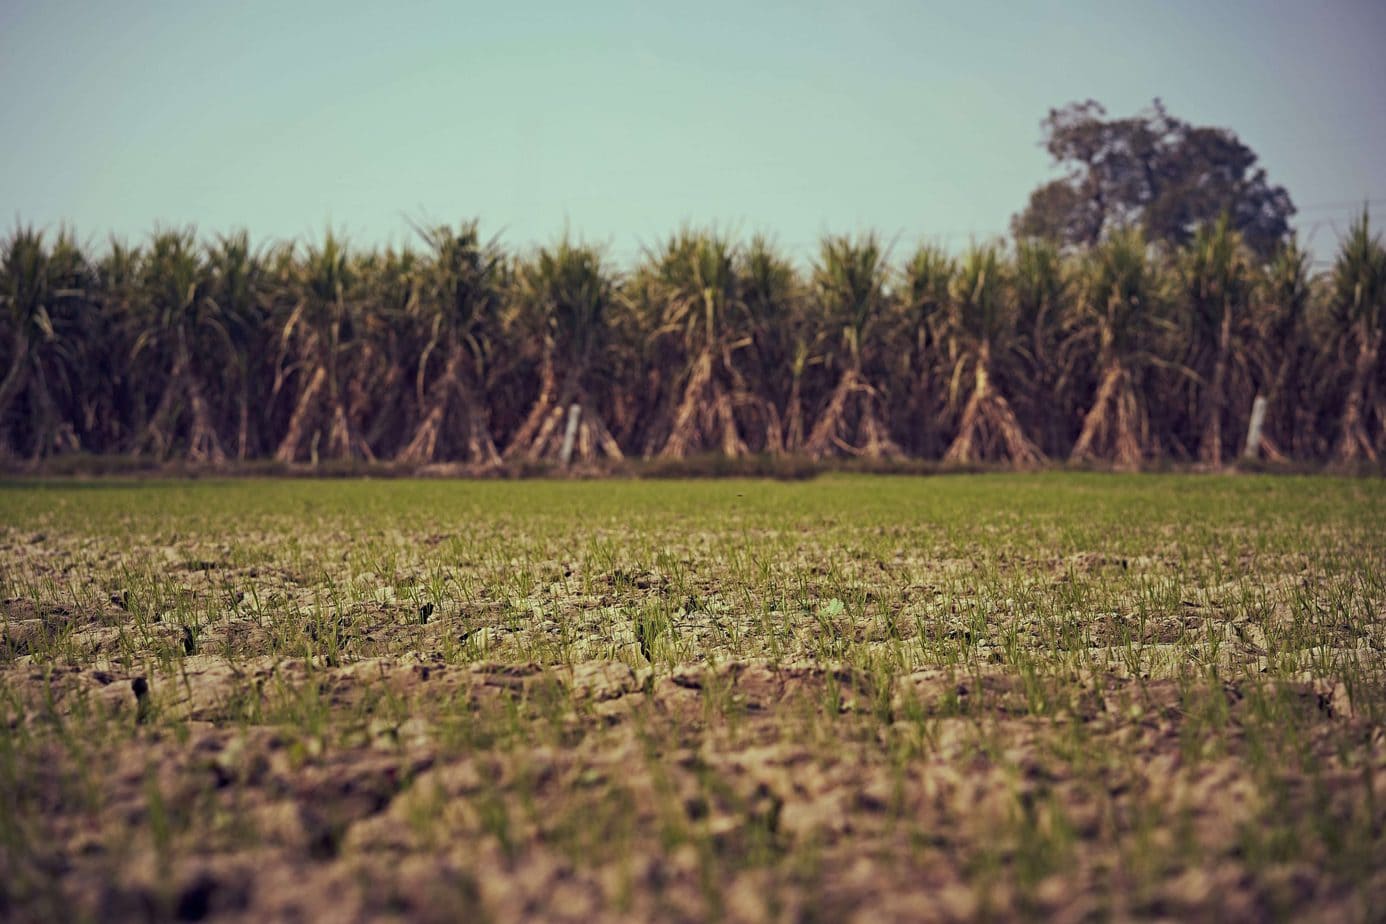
1, 213, 1384, 469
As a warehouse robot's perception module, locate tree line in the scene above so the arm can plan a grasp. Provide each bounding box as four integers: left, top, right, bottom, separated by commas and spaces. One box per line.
1, 214, 1383, 470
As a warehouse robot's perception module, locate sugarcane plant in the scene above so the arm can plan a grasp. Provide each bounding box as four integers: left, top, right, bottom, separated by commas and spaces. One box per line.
273, 232, 375, 463
128, 229, 239, 462
505, 237, 623, 463
739, 235, 807, 454
84, 239, 143, 452
940, 243, 1045, 465
803, 234, 902, 459
352, 245, 420, 453
397, 221, 505, 465
0, 227, 90, 459
1178, 216, 1262, 466
1255, 238, 1315, 460
203, 232, 269, 460
1065, 228, 1168, 469
643, 228, 769, 458
1, 218, 1383, 470
1327, 210, 1386, 462
1010, 237, 1069, 456
893, 244, 954, 458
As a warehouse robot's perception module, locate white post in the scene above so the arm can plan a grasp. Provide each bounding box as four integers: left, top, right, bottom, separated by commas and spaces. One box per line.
559, 403, 582, 467
1242, 394, 1268, 460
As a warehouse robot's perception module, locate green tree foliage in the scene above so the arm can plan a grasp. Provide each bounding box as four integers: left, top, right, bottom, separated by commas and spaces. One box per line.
1013, 100, 1295, 260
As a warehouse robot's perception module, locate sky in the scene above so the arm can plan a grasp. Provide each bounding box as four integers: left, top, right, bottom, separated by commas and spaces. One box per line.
1, 0, 1383, 268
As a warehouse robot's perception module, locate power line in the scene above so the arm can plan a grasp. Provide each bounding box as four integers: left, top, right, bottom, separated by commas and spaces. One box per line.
1294, 197, 1386, 214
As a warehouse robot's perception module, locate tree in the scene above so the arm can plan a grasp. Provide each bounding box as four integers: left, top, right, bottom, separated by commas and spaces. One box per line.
1013, 100, 1295, 260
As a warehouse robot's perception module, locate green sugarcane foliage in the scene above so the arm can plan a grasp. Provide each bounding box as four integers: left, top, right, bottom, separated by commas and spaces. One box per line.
741, 235, 810, 452
1327, 210, 1386, 461
889, 244, 955, 457
397, 221, 507, 463
943, 242, 1011, 398
0, 220, 1381, 470
507, 237, 623, 461
415, 222, 505, 384
804, 234, 901, 459
1011, 237, 1070, 454
939, 243, 1043, 464
813, 233, 890, 371
1066, 227, 1169, 466
354, 245, 421, 451
0, 227, 92, 458
642, 228, 775, 457
650, 228, 740, 354
1256, 238, 1318, 458
1178, 216, 1261, 464
522, 238, 613, 380
1013, 238, 1065, 361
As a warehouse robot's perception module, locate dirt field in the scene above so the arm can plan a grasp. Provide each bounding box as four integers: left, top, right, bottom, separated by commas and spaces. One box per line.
1, 474, 1383, 922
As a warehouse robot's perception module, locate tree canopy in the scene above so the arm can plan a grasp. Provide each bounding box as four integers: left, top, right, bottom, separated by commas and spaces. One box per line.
1012, 99, 1295, 260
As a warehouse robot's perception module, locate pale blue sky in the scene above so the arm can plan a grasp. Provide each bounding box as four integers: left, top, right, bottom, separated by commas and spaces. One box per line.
2, 0, 1383, 266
